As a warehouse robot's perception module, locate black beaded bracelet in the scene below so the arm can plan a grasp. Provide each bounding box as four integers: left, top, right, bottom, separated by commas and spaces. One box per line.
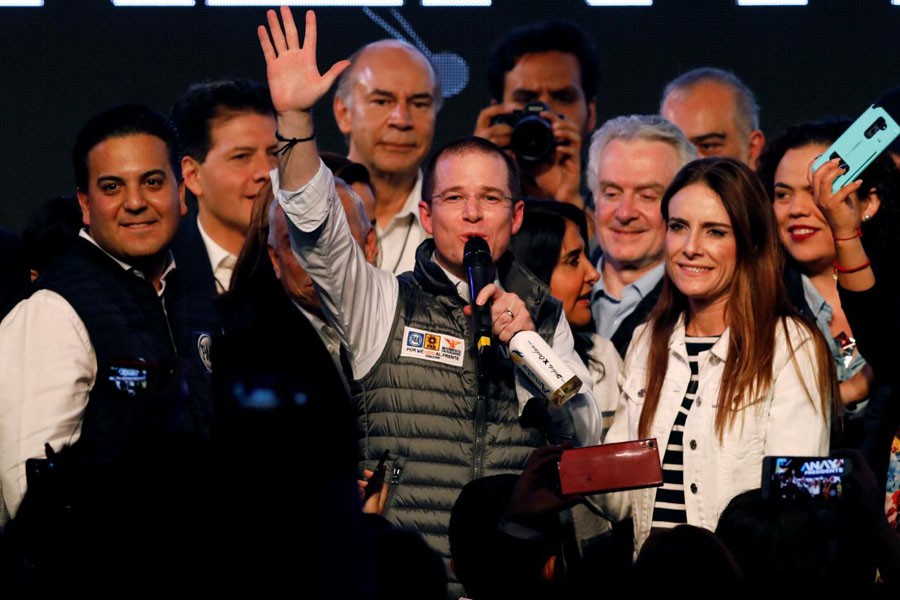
275, 130, 316, 155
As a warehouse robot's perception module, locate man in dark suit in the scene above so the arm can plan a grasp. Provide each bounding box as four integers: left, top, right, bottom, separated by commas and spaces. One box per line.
170, 78, 278, 297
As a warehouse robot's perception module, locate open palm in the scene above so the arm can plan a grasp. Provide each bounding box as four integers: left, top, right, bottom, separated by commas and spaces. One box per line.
257, 7, 350, 114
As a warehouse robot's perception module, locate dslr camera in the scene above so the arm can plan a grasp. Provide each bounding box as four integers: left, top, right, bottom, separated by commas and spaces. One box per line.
489, 101, 557, 164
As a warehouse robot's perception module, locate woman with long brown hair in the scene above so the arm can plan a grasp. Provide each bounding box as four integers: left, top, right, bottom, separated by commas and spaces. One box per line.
604, 157, 837, 552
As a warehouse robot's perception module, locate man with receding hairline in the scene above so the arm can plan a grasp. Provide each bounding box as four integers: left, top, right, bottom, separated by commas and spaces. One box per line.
333, 38, 440, 275
660, 67, 765, 170
258, 9, 600, 595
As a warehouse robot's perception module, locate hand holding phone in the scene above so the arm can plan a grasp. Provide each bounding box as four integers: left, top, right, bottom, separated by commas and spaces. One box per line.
363, 450, 389, 503
811, 104, 900, 192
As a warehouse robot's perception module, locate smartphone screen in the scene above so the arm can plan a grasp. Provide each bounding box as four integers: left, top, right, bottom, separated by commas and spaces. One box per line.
107, 364, 150, 397
762, 456, 848, 503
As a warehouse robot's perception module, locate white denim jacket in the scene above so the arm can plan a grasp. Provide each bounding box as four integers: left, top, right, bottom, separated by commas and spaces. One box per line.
604, 315, 831, 552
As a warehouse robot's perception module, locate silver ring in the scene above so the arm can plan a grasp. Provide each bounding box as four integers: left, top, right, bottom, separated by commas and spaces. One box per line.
505, 309, 515, 319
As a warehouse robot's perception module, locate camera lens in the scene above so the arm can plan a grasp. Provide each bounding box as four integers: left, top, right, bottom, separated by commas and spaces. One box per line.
511, 114, 555, 164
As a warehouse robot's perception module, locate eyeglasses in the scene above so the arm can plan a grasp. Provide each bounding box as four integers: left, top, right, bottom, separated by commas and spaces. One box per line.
430, 191, 514, 209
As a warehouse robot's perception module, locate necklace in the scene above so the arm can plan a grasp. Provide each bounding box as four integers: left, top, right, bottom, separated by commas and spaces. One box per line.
381, 215, 414, 274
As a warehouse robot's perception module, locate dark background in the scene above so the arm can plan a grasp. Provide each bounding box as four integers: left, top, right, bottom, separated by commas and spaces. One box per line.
2, 0, 898, 232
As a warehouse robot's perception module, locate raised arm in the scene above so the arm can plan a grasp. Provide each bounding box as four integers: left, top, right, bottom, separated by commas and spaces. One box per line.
257, 7, 350, 189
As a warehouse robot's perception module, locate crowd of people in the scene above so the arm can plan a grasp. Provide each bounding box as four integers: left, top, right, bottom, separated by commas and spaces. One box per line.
0, 5, 898, 598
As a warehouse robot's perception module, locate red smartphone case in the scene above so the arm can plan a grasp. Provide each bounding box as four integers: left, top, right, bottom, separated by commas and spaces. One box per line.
558, 438, 663, 495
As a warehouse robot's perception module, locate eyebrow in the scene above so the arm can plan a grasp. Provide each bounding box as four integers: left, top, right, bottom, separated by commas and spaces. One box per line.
561, 246, 583, 260
229, 144, 276, 153
668, 216, 732, 229
437, 184, 508, 195
691, 133, 727, 144
511, 85, 580, 97
598, 181, 666, 192
774, 181, 812, 192
369, 89, 434, 101
96, 168, 168, 182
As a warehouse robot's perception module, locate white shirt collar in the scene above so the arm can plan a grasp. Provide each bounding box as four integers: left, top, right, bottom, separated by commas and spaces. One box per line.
196, 216, 237, 292
431, 251, 502, 303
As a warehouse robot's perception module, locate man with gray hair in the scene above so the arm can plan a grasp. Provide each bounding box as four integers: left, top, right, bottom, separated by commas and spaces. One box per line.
660, 67, 765, 169
587, 115, 696, 356
332, 39, 441, 275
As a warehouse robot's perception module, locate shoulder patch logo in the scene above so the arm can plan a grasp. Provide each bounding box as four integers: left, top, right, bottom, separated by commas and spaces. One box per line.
197, 333, 213, 373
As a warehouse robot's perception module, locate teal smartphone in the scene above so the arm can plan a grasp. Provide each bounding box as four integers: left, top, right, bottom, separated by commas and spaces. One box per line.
812, 104, 900, 192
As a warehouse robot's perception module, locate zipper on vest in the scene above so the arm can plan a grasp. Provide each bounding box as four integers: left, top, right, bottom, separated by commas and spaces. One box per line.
160, 295, 177, 354
473, 396, 487, 479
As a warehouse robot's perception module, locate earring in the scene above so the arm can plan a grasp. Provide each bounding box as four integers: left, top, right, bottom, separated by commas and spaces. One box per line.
863, 213, 871, 222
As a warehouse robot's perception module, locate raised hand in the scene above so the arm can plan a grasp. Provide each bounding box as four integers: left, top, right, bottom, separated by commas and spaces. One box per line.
809, 156, 864, 239
257, 7, 350, 115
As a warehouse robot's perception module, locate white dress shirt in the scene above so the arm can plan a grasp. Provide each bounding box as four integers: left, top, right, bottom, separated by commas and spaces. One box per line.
374, 172, 430, 276
197, 217, 236, 294
273, 162, 602, 447
0, 231, 174, 521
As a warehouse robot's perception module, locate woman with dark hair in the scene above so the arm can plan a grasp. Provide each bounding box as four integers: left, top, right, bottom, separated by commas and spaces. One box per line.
508, 200, 619, 440
508, 203, 627, 578
756, 120, 899, 440
809, 122, 900, 570
604, 157, 837, 553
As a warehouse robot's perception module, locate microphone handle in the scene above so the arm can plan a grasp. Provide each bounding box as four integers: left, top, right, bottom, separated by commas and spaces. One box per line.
467, 261, 495, 353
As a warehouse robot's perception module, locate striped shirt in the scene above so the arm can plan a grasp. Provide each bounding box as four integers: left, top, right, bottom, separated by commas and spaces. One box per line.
650, 335, 719, 529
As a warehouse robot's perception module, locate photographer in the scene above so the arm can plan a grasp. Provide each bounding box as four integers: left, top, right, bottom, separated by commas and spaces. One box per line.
473, 21, 598, 224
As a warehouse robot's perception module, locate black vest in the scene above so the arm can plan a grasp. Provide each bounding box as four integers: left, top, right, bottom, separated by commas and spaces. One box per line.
36, 238, 217, 461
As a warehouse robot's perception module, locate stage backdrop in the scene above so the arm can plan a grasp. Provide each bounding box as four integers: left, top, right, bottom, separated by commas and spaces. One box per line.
1, 0, 898, 231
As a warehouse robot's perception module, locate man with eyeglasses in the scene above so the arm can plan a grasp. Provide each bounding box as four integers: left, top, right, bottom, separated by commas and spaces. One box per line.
257, 8, 600, 595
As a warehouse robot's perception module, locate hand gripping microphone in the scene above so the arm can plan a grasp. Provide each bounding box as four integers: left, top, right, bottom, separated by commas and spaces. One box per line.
463, 237, 495, 354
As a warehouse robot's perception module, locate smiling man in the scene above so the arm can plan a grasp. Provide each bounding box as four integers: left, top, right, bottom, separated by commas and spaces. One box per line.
333, 39, 439, 274
257, 8, 600, 595
587, 115, 696, 356
170, 78, 278, 295
0, 105, 216, 526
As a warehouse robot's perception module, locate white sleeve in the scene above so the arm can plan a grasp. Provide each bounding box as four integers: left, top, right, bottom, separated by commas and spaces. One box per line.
764, 323, 831, 456
0, 291, 96, 519
514, 313, 603, 447
273, 163, 399, 380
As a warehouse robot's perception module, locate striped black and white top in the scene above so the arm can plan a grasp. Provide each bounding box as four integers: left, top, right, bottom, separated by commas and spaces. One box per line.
650, 335, 719, 530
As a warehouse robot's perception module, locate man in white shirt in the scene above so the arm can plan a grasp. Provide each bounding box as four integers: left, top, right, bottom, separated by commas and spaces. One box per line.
332, 36, 439, 274
257, 8, 601, 594
0, 105, 215, 528
170, 78, 279, 295
267, 177, 377, 365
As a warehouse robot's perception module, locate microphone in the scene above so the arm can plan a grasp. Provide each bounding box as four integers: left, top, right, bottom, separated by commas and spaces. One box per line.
463, 237, 495, 354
